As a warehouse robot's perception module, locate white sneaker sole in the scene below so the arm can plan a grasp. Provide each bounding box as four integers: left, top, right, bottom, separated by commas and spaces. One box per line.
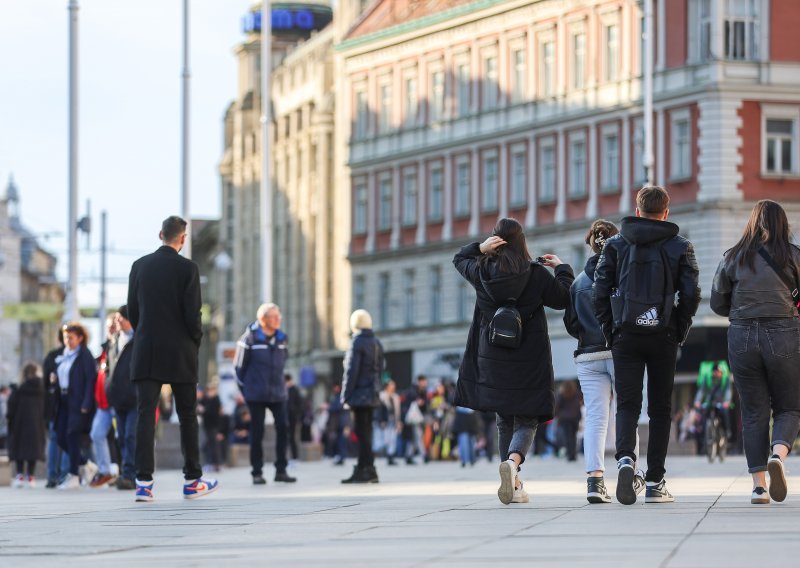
135, 495, 154, 503
587, 491, 612, 504
768, 459, 787, 502
644, 495, 675, 503
497, 462, 515, 505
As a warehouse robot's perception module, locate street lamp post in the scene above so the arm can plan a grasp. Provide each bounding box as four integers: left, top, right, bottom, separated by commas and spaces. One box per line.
260, 1, 272, 302
643, 0, 655, 186
65, 0, 80, 322
181, 0, 192, 259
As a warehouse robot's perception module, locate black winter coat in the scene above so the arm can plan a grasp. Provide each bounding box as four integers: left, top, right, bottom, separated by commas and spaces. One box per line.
341, 329, 384, 409
592, 216, 701, 346
564, 254, 609, 357
106, 337, 137, 411
127, 246, 203, 384
7, 377, 45, 462
42, 345, 63, 423
453, 242, 574, 420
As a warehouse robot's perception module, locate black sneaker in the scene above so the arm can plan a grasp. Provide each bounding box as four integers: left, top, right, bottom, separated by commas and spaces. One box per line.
274, 472, 297, 483
645, 479, 675, 503
45, 479, 58, 489
252, 474, 267, 485
768, 454, 787, 502
587, 477, 611, 504
616, 457, 636, 505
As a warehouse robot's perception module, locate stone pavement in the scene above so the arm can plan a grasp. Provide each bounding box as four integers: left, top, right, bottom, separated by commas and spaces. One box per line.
1, 455, 798, 567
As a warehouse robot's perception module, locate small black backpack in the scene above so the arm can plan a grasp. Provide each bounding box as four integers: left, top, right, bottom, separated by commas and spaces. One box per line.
481, 271, 531, 349
610, 237, 675, 334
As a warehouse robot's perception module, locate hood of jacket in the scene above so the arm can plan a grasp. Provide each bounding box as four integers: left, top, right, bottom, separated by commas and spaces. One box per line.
479, 262, 531, 305
620, 216, 679, 245
583, 253, 600, 280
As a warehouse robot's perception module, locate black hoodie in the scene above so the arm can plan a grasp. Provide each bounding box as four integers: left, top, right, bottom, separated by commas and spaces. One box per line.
592, 216, 701, 345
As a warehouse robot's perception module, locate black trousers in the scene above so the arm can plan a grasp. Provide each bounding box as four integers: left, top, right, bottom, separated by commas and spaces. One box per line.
135, 380, 202, 481
247, 401, 288, 476
612, 329, 678, 482
353, 407, 374, 469
287, 414, 299, 460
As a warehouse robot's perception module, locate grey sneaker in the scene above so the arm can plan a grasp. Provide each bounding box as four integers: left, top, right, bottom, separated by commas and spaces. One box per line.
645, 479, 675, 503
587, 477, 611, 504
616, 457, 636, 505
767, 455, 787, 502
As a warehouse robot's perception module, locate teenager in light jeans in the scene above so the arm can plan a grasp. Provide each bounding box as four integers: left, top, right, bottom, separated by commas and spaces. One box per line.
565, 220, 641, 503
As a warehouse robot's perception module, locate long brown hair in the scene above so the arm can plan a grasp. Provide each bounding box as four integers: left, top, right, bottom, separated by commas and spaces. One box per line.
728, 200, 795, 271
585, 219, 618, 254
479, 217, 532, 274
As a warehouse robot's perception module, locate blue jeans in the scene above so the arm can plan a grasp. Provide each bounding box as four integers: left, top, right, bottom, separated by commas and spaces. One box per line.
90, 408, 113, 475
496, 414, 538, 466
458, 432, 475, 465
47, 422, 70, 482
729, 318, 800, 473
114, 408, 137, 481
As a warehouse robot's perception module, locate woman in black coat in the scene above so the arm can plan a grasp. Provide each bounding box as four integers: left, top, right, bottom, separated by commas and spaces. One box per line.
54, 321, 97, 490
340, 309, 384, 484
8, 362, 46, 487
454, 217, 574, 505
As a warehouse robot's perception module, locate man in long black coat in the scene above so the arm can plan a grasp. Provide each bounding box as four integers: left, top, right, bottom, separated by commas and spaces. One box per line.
127, 215, 218, 502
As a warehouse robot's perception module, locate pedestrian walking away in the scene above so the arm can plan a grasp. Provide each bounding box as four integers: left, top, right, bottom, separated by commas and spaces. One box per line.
7, 362, 46, 488
89, 315, 119, 488
710, 199, 800, 505
454, 217, 574, 505
563, 219, 642, 503
234, 303, 297, 485
340, 309, 385, 484
42, 331, 70, 488
127, 215, 218, 502
593, 186, 701, 505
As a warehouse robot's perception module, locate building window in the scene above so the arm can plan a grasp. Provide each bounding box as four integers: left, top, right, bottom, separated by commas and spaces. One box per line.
605, 24, 619, 82
601, 130, 620, 192
541, 40, 556, 97
379, 273, 390, 330
457, 279, 471, 322
379, 82, 392, 133
572, 33, 586, 89
455, 159, 470, 217
354, 89, 368, 139
632, 117, 645, 185
482, 154, 498, 211
724, 0, 759, 61
378, 175, 392, 231
510, 146, 527, 207
428, 164, 443, 222
569, 137, 587, 198
670, 114, 692, 180
483, 56, 498, 110
403, 269, 415, 327
353, 179, 367, 234
404, 76, 418, 128
430, 70, 445, 121
456, 62, 470, 116
764, 118, 797, 175
430, 266, 442, 325
539, 139, 556, 203
353, 275, 365, 311
511, 48, 527, 103
402, 169, 417, 226
698, 0, 712, 61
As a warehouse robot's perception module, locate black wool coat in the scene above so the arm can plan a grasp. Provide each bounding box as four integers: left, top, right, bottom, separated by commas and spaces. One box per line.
453, 243, 574, 420
127, 246, 203, 384
7, 377, 46, 461
341, 329, 384, 409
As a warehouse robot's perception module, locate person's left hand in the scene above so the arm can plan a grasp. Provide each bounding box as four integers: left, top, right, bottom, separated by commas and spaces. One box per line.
538, 254, 563, 268
480, 236, 506, 254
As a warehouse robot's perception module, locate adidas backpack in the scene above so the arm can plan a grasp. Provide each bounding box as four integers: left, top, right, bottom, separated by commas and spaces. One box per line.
610, 238, 676, 334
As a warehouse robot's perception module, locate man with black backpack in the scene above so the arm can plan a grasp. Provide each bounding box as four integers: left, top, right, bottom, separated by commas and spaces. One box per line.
593, 186, 700, 505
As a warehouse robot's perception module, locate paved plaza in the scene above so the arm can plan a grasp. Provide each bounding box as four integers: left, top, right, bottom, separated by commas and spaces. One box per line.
1, 455, 798, 567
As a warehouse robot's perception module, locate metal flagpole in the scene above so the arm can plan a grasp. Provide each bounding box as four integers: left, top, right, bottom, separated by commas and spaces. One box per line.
66, 0, 80, 322
98, 210, 107, 341
181, 0, 192, 258
260, 1, 272, 302
643, 0, 655, 186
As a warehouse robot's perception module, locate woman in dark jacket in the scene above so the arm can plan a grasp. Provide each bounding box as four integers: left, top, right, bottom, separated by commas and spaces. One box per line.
8, 362, 46, 488
454, 217, 574, 505
711, 200, 800, 505
340, 309, 384, 484
54, 321, 97, 490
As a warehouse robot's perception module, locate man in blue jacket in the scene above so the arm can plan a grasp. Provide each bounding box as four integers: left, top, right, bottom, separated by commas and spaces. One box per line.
234, 303, 297, 484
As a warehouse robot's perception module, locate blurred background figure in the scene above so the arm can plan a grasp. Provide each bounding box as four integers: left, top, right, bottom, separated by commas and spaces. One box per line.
453, 406, 479, 467
285, 374, 303, 464
556, 380, 583, 462
376, 379, 401, 466
8, 362, 45, 488
198, 381, 224, 472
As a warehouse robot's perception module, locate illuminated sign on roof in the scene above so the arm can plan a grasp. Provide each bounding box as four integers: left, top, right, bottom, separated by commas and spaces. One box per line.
242, 7, 331, 35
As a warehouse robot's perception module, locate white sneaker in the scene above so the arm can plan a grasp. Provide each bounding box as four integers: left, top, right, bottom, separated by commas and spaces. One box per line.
511, 480, 529, 504
80, 460, 98, 486
57, 474, 80, 490
497, 459, 517, 505
26, 475, 36, 489
12, 474, 25, 489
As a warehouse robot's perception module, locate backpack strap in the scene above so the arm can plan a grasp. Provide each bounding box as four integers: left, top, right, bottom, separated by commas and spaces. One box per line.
758, 247, 800, 308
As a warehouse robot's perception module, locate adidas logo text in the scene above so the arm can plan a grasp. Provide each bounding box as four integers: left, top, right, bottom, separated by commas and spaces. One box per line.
636, 307, 660, 327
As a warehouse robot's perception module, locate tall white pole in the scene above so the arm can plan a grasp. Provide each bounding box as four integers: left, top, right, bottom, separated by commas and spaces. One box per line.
260, 2, 272, 302
66, 0, 80, 322
98, 210, 107, 341
643, 0, 655, 186
181, 0, 192, 258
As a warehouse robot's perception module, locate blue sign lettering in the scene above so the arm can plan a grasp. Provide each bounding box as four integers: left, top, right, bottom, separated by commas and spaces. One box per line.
242, 9, 317, 34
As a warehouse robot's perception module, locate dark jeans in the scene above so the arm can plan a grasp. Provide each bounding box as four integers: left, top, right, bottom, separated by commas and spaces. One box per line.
558, 418, 579, 461
135, 380, 202, 481
612, 329, 678, 482
203, 427, 221, 466
496, 414, 538, 466
247, 401, 288, 476
114, 407, 137, 481
56, 394, 88, 475
352, 407, 374, 469
288, 414, 299, 460
728, 318, 800, 473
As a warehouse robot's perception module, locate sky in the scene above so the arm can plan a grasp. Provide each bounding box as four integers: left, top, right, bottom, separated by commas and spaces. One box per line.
0, 0, 256, 309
